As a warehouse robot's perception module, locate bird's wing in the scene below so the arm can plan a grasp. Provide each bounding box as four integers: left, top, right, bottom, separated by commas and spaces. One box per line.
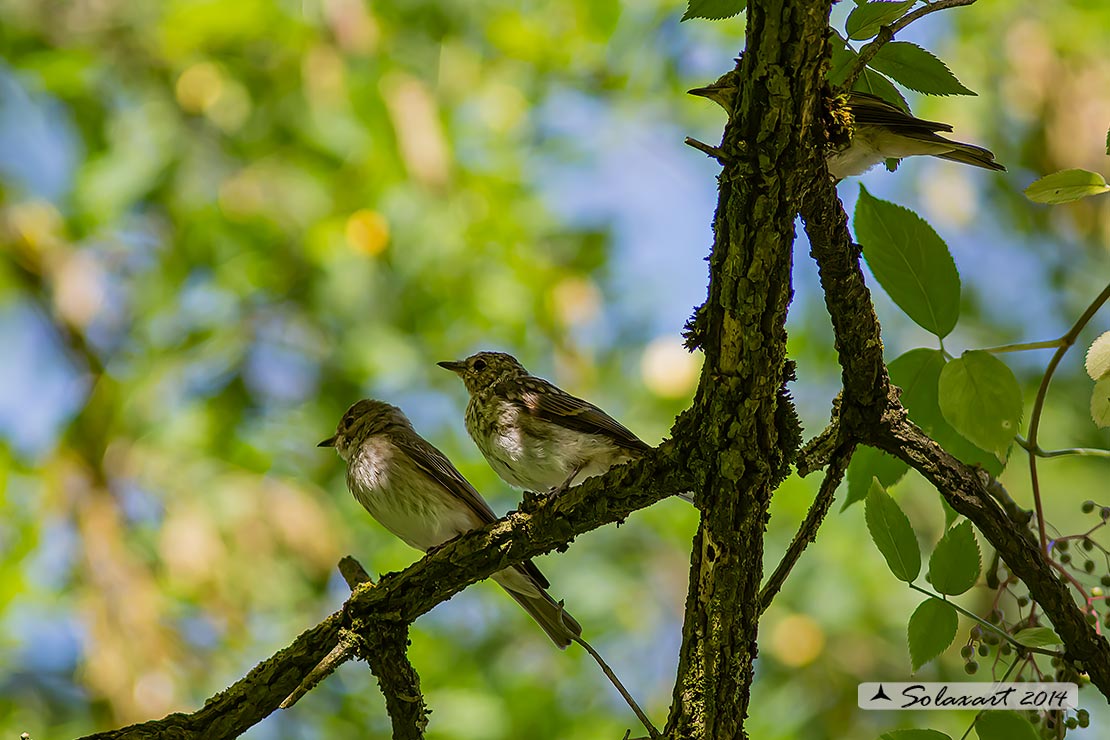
393, 432, 551, 588
847, 91, 954, 134
508, 377, 652, 453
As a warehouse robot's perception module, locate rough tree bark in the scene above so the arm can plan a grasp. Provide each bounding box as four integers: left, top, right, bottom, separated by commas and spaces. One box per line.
664, 1, 832, 737
64, 0, 1110, 738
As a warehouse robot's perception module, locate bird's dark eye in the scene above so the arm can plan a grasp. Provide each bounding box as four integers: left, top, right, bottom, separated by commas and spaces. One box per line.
472, 358, 487, 372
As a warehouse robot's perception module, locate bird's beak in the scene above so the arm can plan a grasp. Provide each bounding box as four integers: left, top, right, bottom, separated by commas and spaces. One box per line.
687, 85, 733, 114
437, 360, 466, 374
318, 435, 337, 448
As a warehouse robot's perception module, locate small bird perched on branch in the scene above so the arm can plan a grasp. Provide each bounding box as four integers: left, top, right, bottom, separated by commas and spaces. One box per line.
319, 398, 582, 648
439, 351, 686, 501
688, 70, 1004, 178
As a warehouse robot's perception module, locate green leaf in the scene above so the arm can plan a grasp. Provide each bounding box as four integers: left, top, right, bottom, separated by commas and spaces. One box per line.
889, 349, 947, 433
1084, 330, 1110, 380
1024, 169, 1110, 204
888, 348, 1003, 476
854, 186, 961, 338
865, 478, 921, 582
681, 0, 746, 21
938, 351, 1023, 460
1092, 376, 1110, 429
1013, 627, 1063, 648
975, 711, 1039, 740
908, 598, 958, 672
933, 425, 1005, 476
938, 492, 959, 529
868, 42, 975, 96
853, 68, 909, 111
845, 1, 915, 40
928, 520, 980, 595
882, 732, 952, 740
844, 445, 909, 510
828, 31, 858, 86
1105, 125, 1109, 156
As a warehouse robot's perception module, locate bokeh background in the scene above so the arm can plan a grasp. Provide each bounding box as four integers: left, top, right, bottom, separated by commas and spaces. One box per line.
1, 1, 1108, 738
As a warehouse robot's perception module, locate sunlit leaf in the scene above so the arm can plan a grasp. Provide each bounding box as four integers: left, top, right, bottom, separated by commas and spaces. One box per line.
869, 42, 975, 96
845, 1, 915, 40
1024, 169, 1110, 204
1013, 627, 1063, 648
855, 186, 961, 338
866, 478, 921, 582
938, 351, 1023, 460
1085, 330, 1110, 380
681, 0, 746, 21
928, 521, 980, 596
908, 598, 958, 671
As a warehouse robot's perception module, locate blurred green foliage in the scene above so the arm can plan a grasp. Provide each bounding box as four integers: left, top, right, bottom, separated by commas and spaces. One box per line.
0, 0, 1107, 739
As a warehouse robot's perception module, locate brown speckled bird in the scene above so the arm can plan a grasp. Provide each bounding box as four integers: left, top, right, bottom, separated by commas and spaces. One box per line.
439, 352, 682, 500
689, 70, 1005, 178
319, 398, 582, 648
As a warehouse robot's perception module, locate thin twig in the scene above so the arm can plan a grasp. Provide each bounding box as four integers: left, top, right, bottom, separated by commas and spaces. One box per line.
279, 631, 361, 709
573, 636, 661, 740
1016, 435, 1110, 460
280, 556, 376, 709
1027, 281, 1110, 555
840, 0, 979, 90
981, 338, 1065, 354
684, 136, 728, 162
760, 442, 854, 612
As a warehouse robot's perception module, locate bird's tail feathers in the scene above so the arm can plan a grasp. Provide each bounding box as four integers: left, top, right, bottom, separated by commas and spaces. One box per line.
935, 140, 1006, 171
499, 582, 582, 649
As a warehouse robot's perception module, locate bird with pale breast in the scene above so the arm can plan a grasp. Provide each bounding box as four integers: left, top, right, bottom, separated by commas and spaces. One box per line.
688, 69, 1005, 178
439, 351, 685, 500
319, 398, 581, 648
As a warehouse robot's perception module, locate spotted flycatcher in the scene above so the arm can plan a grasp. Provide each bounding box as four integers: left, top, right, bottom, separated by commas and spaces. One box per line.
319, 398, 582, 648
439, 352, 676, 498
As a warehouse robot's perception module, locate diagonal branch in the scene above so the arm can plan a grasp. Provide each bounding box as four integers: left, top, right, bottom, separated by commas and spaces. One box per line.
799, 173, 1110, 698
873, 419, 1110, 693
75, 448, 693, 740
759, 441, 855, 612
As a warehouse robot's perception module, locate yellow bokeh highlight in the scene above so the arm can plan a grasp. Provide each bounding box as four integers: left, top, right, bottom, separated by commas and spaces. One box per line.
6, 199, 64, 251
345, 209, 390, 256
769, 613, 826, 668
550, 276, 601, 327
641, 337, 702, 399
175, 62, 223, 114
